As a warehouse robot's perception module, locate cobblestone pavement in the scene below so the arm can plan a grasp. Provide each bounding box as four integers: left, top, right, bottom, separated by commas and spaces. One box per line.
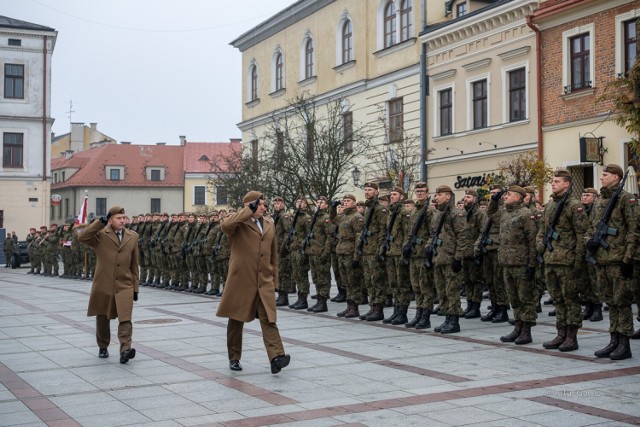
1, 267, 640, 426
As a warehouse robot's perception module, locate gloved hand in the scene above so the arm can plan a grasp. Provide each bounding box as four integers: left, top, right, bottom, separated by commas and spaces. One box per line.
402, 245, 412, 260
586, 239, 599, 252
491, 191, 504, 201
525, 266, 536, 280
248, 197, 261, 213
621, 262, 633, 279
351, 259, 360, 269
452, 258, 462, 273
331, 200, 341, 208
133, 292, 138, 302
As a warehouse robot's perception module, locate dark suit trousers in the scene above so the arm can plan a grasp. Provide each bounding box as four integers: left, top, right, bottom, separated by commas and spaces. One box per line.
227, 297, 284, 362
96, 315, 132, 353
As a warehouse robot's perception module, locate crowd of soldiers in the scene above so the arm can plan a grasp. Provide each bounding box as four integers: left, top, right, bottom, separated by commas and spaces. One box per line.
17, 162, 639, 361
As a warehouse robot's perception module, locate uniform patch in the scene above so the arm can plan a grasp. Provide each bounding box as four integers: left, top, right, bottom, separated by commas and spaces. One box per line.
458, 213, 464, 217
530, 215, 536, 220
577, 207, 583, 212
630, 198, 637, 204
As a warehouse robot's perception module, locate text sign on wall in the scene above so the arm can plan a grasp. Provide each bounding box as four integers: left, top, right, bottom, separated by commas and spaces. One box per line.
454, 173, 497, 189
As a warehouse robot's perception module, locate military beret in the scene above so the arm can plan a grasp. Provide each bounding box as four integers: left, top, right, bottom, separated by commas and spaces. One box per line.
243, 190, 263, 204
40, 226, 48, 229
489, 184, 503, 191
508, 185, 526, 197
404, 199, 415, 204
435, 185, 453, 194
582, 187, 598, 195
603, 164, 623, 178
415, 182, 428, 190
554, 169, 572, 179
343, 194, 357, 201
29, 227, 36, 231
144, 213, 152, 217
161, 212, 169, 216
50, 223, 58, 227
364, 182, 379, 190
170, 213, 178, 217
356, 201, 365, 206
379, 194, 389, 202
464, 189, 478, 197
108, 206, 125, 217
273, 196, 284, 202
391, 186, 405, 196
296, 195, 308, 203
524, 186, 536, 195
317, 196, 328, 203
210, 210, 219, 216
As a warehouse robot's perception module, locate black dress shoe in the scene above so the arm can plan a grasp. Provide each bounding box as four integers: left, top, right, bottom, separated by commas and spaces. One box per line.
229, 360, 242, 371
120, 348, 136, 364
270, 354, 291, 374
98, 348, 109, 358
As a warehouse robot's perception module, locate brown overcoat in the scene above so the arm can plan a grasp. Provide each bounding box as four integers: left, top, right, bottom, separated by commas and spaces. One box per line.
216, 206, 279, 323
78, 219, 140, 321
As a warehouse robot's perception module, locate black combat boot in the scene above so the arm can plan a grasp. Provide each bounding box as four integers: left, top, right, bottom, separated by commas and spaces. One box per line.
558, 325, 579, 352
415, 310, 431, 329
392, 305, 409, 325
337, 300, 351, 317
440, 315, 460, 334
609, 334, 632, 360
543, 322, 567, 349
344, 300, 360, 318
312, 297, 328, 313
434, 315, 450, 333
366, 304, 384, 321
481, 300, 497, 322
462, 300, 473, 317
383, 306, 399, 324
582, 303, 594, 320
276, 292, 289, 307
465, 302, 481, 319
631, 329, 640, 340
331, 288, 347, 303
405, 308, 423, 328
289, 294, 308, 310
491, 305, 509, 323
543, 297, 554, 305
549, 309, 556, 317
359, 306, 374, 320
514, 322, 533, 345
590, 304, 603, 322
385, 295, 393, 308
307, 299, 320, 312
595, 332, 620, 358
500, 320, 523, 342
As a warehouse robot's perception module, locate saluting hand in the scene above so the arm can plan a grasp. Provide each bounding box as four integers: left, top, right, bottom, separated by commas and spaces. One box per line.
249, 197, 261, 213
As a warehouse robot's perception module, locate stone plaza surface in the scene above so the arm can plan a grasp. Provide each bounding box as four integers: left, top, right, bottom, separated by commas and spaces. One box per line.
1, 267, 640, 427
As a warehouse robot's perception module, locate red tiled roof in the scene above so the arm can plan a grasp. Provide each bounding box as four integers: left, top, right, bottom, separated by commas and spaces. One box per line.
183, 141, 242, 174
51, 144, 185, 189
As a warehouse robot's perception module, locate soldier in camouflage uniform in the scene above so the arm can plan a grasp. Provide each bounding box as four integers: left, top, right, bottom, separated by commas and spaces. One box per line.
180, 213, 198, 291
273, 197, 292, 305
329, 203, 346, 303
151, 213, 171, 287
402, 182, 433, 329
288, 197, 311, 310
203, 211, 221, 295
167, 213, 186, 289
478, 185, 510, 323
332, 194, 364, 318
537, 170, 588, 352
26, 228, 37, 273
144, 213, 161, 286
496, 186, 538, 345
304, 196, 332, 313
70, 224, 84, 278
579, 188, 603, 322
381, 187, 411, 325
461, 189, 486, 319
586, 164, 638, 360
357, 183, 389, 322
429, 185, 470, 334
190, 214, 208, 293
214, 211, 230, 296
525, 186, 545, 313
136, 213, 152, 285
44, 224, 61, 276
61, 223, 74, 277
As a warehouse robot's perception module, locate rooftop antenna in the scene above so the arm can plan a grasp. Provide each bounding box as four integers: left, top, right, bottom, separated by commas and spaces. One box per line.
66, 99, 75, 151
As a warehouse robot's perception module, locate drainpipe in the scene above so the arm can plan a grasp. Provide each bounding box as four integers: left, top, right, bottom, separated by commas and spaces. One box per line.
525, 15, 544, 200
420, 0, 428, 182
42, 35, 48, 224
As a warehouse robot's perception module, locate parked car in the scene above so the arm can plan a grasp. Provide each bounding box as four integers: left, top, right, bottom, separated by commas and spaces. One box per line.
11, 240, 30, 268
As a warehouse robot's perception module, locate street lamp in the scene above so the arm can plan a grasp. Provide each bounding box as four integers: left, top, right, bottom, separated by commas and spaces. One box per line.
352, 166, 361, 187
445, 147, 464, 154
478, 141, 497, 149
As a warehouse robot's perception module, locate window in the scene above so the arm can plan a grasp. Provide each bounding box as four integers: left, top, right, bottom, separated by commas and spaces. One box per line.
439, 89, 452, 136
65, 198, 70, 219
216, 186, 228, 206
8, 39, 21, 46
400, 0, 412, 42
472, 79, 488, 129
342, 20, 353, 63
568, 33, 591, 92
150, 169, 161, 181
250, 65, 258, 101
305, 39, 314, 79
384, 1, 397, 48
3, 132, 23, 167
457, 2, 467, 17
151, 198, 161, 213
194, 186, 206, 205
275, 53, 284, 91
508, 68, 526, 122
343, 112, 353, 152
96, 198, 107, 216
58, 202, 62, 219
109, 168, 121, 180
4, 64, 24, 99
388, 98, 404, 143
54, 172, 58, 184
306, 122, 315, 161
62, 171, 65, 181
624, 19, 637, 75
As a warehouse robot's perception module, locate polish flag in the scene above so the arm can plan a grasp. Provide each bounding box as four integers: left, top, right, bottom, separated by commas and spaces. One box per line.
75, 195, 88, 225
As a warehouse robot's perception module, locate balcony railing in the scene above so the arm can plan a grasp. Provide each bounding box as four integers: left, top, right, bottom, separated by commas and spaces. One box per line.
563, 80, 592, 94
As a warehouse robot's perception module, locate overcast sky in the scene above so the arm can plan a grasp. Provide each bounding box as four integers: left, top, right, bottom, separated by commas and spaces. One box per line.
2, 0, 294, 144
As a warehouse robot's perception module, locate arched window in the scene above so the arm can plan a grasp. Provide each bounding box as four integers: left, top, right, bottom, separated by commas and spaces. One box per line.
250, 65, 258, 101
305, 38, 314, 79
342, 19, 353, 63
275, 53, 284, 91
400, 0, 412, 42
384, 1, 396, 48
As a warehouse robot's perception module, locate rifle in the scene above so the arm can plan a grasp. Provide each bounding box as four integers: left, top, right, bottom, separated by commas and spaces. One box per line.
199, 220, 216, 253
160, 221, 175, 254
586, 169, 630, 264
537, 182, 572, 264
282, 208, 301, 252
402, 198, 430, 264
474, 218, 494, 265
379, 202, 402, 262
301, 207, 322, 254
181, 224, 195, 260
356, 200, 378, 255
137, 221, 147, 247
424, 203, 450, 269
150, 220, 168, 249
211, 231, 223, 262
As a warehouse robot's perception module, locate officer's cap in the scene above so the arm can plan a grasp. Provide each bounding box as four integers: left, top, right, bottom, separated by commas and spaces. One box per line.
508, 185, 526, 197
243, 191, 263, 204
415, 182, 428, 190
603, 164, 624, 178
108, 206, 125, 217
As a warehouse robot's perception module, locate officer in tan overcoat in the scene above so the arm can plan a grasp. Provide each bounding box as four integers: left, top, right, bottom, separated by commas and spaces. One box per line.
216, 191, 291, 374
79, 206, 139, 364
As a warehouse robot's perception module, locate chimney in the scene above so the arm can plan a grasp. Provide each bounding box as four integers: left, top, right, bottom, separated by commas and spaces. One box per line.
230, 138, 241, 144
70, 122, 84, 152
156, 142, 166, 146
120, 141, 131, 145
179, 135, 186, 146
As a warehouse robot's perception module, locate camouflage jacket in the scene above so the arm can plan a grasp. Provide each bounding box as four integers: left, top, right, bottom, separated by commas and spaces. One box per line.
430, 202, 470, 266
536, 193, 587, 266
462, 203, 486, 259
401, 200, 433, 259
498, 200, 538, 267
334, 206, 364, 256
382, 202, 406, 257
358, 198, 388, 257
304, 209, 332, 258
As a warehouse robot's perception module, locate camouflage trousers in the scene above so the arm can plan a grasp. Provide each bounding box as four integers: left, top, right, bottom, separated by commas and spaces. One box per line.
337, 254, 362, 302
139, 249, 150, 283
545, 265, 582, 327
385, 256, 411, 305
409, 257, 433, 311
361, 255, 386, 305
433, 263, 463, 316
309, 255, 331, 299
193, 255, 207, 287
534, 265, 545, 306
61, 248, 72, 275
3, 250, 11, 266
184, 254, 196, 286
331, 253, 342, 288
278, 252, 292, 292
215, 258, 229, 292
579, 264, 599, 305
503, 265, 537, 323
482, 250, 509, 306
290, 250, 310, 295
462, 258, 484, 303
633, 264, 640, 318
597, 264, 634, 336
